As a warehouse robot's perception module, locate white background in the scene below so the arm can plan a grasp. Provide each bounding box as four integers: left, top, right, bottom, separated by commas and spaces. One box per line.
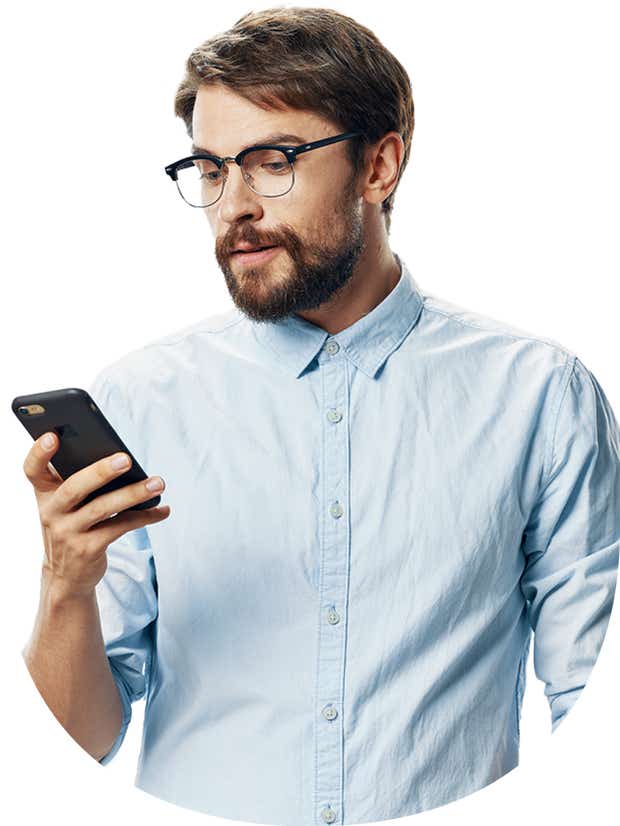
1, 1, 618, 823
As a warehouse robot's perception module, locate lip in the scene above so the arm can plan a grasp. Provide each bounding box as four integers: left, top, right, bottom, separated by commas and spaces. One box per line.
231, 245, 281, 265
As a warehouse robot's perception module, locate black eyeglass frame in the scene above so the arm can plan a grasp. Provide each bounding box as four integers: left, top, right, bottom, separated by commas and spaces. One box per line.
164, 129, 364, 207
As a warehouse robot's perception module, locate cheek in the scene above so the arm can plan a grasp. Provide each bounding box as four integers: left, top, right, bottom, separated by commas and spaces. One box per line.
284, 175, 341, 222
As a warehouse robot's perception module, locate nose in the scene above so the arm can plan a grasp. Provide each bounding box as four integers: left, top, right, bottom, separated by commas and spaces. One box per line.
216, 157, 262, 224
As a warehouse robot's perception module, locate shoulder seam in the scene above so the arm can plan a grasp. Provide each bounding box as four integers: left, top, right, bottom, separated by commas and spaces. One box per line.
542, 353, 577, 487
421, 301, 574, 358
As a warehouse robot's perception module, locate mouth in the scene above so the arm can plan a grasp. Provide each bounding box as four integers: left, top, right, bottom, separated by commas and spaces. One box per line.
231, 245, 282, 264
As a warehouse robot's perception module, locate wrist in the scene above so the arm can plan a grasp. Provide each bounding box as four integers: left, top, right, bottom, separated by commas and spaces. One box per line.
40, 565, 97, 610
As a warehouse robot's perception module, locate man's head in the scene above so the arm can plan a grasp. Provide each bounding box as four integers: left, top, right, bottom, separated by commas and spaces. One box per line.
173, 7, 414, 322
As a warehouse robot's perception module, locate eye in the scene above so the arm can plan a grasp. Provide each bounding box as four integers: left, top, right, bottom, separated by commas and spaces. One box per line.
193, 159, 222, 182
263, 161, 288, 172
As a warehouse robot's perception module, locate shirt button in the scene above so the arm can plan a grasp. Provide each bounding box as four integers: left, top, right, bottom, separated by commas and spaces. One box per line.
320, 806, 337, 823
322, 704, 338, 721
327, 408, 342, 423
330, 501, 344, 519
325, 340, 340, 355
327, 609, 340, 625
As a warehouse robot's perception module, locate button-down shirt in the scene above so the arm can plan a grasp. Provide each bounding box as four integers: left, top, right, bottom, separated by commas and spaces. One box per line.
89, 253, 619, 825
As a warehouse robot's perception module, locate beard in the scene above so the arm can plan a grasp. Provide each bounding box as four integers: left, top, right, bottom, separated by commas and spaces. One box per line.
214, 171, 366, 323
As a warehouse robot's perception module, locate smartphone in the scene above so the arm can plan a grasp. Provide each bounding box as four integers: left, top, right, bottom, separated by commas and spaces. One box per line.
12, 387, 161, 511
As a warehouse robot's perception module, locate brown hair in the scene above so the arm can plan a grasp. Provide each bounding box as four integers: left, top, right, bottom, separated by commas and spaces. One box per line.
173, 6, 414, 235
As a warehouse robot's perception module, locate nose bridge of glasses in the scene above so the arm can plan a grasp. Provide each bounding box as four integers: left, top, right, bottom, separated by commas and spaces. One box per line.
219, 155, 248, 183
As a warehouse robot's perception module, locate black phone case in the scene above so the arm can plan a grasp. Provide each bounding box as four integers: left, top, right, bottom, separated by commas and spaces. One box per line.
12, 387, 161, 511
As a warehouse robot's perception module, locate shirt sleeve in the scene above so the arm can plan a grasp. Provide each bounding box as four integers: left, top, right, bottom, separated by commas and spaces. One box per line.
87, 368, 159, 764
519, 354, 620, 732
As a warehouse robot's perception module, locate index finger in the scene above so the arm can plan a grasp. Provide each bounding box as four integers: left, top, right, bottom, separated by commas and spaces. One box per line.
52, 450, 133, 514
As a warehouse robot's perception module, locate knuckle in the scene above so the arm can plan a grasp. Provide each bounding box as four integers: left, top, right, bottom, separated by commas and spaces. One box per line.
98, 461, 112, 481
61, 480, 83, 509
88, 500, 110, 525
22, 457, 34, 481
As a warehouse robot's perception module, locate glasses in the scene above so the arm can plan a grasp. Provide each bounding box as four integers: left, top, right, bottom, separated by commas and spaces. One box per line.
164, 130, 363, 208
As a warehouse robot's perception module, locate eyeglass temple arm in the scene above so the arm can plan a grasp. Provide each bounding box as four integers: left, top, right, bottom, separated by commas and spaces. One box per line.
291, 130, 363, 159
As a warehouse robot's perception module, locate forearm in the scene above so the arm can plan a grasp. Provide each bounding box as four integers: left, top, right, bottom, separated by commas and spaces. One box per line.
22, 568, 123, 762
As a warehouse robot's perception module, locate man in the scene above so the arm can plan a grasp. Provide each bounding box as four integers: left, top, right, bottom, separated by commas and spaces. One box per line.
22, 7, 619, 825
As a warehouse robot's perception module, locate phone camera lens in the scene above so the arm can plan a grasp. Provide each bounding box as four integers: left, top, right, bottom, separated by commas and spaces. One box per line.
18, 407, 29, 415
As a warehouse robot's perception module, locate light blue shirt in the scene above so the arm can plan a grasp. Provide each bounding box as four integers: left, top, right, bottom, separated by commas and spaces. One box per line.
89, 253, 619, 824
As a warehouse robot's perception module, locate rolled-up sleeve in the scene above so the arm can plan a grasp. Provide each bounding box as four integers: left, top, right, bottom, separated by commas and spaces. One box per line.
519, 355, 620, 732
95, 531, 157, 764
88, 368, 159, 764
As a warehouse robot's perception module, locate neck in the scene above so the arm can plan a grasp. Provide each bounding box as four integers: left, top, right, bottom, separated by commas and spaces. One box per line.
295, 242, 401, 335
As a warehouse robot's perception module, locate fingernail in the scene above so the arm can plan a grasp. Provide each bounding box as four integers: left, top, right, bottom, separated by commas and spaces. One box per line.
42, 433, 54, 449
111, 453, 130, 469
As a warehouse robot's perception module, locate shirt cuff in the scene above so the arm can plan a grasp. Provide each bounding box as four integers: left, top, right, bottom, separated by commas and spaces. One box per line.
98, 661, 134, 765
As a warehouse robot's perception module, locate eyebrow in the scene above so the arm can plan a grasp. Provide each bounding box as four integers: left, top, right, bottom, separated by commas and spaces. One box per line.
190, 133, 308, 156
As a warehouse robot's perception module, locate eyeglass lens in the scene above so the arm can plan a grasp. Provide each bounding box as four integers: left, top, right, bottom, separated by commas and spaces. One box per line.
175, 149, 294, 207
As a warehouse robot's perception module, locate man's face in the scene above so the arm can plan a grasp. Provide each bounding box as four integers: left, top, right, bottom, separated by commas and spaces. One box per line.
192, 84, 367, 323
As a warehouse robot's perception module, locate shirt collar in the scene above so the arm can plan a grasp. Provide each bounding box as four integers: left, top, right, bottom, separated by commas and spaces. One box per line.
247, 252, 424, 379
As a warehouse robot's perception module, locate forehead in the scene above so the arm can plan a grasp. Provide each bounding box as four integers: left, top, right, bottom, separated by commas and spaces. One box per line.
192, 84, 336, 155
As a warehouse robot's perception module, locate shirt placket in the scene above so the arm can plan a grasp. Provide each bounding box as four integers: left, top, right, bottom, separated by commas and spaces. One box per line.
314, 337, 351, 825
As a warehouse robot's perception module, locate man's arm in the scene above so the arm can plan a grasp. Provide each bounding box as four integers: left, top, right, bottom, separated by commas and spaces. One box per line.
22, 365, 161, 765
22, 569, 124, 761
520, 355, 620, 731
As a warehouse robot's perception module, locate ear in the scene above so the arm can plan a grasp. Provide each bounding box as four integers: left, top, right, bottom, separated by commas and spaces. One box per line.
360, 131, 404, 207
